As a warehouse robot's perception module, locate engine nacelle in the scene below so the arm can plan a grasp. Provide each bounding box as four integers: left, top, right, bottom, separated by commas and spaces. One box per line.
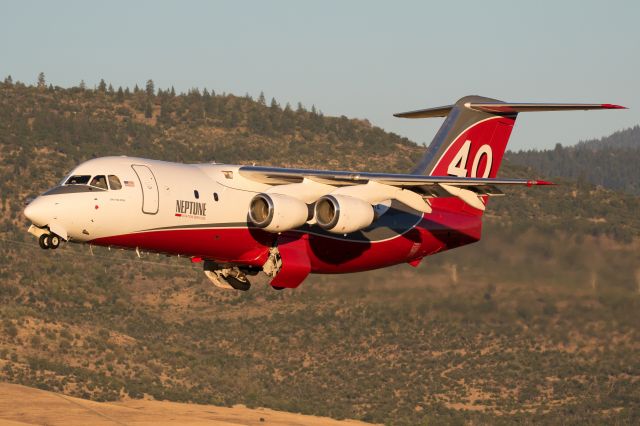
314, 194, 375, 234
248, 193, 310, 233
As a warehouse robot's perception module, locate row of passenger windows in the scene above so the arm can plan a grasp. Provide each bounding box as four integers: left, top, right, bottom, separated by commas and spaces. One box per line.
65, 175, 122, 190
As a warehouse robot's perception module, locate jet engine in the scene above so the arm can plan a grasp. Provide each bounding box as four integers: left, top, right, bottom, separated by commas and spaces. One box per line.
314, 194, 375, 234
248, 193, 310, 233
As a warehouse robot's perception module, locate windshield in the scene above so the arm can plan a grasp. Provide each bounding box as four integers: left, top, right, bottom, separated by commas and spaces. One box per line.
89, 175, 108, 190
65, 175, 91, 185
108, 175, 122, 190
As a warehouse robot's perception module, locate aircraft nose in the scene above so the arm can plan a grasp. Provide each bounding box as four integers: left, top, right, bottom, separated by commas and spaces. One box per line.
24, 197, 49, 227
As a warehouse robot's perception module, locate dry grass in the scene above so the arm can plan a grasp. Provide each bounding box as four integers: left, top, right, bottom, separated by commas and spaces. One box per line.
0, 383, 376, 426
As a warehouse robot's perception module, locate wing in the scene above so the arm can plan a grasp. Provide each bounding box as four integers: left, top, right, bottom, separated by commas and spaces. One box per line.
238, 166, 551, 212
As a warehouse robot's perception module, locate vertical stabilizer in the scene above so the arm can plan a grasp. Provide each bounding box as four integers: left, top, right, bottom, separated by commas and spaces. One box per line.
401, 95, 516, 178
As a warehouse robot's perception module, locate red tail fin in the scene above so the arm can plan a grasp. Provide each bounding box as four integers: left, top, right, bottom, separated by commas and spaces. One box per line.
429, 114, 515, 178
399, 95, 516, 178
396, 96, 626, 179
395, 96, 625, 213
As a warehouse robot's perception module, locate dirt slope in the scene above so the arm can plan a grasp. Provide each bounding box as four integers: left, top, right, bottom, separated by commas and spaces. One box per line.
0, 383, 375, 426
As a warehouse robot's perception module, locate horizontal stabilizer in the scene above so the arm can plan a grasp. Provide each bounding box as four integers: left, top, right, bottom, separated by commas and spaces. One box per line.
395, 102, 626, 118
467, 102, 627, 114
393, 105, 453, 118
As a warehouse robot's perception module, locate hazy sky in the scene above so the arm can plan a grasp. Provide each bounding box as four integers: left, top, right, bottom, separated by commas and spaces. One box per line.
1, 0, 638, 151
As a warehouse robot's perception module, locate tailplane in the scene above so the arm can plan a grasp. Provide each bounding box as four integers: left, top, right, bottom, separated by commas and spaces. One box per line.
396, 96, 625, 178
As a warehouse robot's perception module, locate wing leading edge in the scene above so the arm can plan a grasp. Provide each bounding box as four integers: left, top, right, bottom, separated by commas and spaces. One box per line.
238, 165, 551, 187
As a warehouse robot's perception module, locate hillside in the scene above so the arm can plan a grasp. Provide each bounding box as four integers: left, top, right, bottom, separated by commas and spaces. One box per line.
0, 78, 639, 424
0, 382, 373, 425
577, 125, 640, 149
506, 125, 640, 195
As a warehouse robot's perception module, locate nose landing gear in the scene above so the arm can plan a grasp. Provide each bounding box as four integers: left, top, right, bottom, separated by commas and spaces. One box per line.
38, 233, 61, 250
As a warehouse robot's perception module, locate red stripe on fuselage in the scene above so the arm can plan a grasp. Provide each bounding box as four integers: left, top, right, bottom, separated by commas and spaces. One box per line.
90, 210, 481, 274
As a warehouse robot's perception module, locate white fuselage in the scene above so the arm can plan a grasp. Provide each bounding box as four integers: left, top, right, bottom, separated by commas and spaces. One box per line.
26, 156, 271, 243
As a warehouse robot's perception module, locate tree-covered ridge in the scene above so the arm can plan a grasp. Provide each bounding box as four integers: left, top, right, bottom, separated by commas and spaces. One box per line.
506, 125, 640, 195
0, 74, 420, 171
577, 125, 640, 149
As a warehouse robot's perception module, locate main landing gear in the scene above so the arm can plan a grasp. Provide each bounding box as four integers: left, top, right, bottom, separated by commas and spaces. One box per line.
202, 249, 289, 292
38, 233, 61, 250
203, 260, 254, 291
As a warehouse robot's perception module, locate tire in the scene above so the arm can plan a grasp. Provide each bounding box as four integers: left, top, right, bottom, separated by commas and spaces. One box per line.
38, 234, 50, 249
226, 276, 251, 291
271, 286, 285, 291
48, 234, 60, 249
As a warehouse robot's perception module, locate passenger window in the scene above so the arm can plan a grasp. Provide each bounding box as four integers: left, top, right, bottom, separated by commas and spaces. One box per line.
89, 175, 108, 190
108, 175, 122, 190
65, 175, 91, 185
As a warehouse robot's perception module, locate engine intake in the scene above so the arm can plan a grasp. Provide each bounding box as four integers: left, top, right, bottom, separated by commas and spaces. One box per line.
249, 193, 310, 233
315, 194, 375, 234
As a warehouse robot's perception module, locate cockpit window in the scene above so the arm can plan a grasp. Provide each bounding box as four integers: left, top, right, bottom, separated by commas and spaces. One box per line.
89, 175, 108, 190
108, 175, 122, 190
65, 175, 91, 185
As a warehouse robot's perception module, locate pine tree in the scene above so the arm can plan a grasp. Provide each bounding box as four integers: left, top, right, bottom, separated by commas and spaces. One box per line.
98, 79, 107, 92
258, 91, 266, 106
282, 103, 295, 132
4, 75, 12, 86
145, 79, 155, 97
79, 80, 86, 90
108, 84, 114, 95
37, 72, 46, 89
116, 87, 124, 102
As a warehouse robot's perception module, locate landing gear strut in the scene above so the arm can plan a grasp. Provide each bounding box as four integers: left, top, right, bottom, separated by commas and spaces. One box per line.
38, 233, 60, 250
203, 261, 252, 291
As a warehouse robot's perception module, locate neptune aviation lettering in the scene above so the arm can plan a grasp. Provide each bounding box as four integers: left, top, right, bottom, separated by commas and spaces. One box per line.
175, 200, 207, 218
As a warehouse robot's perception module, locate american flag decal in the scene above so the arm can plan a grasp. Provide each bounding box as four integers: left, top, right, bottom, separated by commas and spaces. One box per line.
124, 180, 135, 187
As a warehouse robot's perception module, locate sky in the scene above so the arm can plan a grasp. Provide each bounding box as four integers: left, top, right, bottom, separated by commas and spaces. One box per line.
1, 0, 638, 151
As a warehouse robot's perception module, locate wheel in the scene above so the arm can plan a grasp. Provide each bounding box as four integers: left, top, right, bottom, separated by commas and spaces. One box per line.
226, 276, 251, 291
38, 234, 50, 249
47, 234, 60, 249
271, 286, 285, 291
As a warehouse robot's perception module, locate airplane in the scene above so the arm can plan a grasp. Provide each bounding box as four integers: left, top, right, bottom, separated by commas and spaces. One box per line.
23, 95, 625, 291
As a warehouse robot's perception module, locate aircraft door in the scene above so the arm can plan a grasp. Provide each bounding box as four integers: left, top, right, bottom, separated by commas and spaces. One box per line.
131, 165, 159, 214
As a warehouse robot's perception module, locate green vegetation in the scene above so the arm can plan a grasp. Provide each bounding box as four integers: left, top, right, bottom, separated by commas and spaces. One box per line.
0, 75, 638, 424
506, 126, 640, 195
